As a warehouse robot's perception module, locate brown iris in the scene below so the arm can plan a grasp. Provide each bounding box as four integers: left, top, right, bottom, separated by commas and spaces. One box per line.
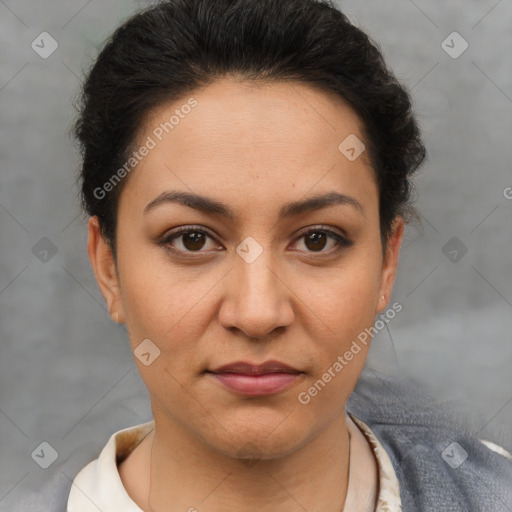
304, 232, 327, 251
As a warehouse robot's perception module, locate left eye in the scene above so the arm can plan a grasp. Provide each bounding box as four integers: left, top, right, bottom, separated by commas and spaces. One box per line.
161, 226, 351, 254
293, 228, 351, 253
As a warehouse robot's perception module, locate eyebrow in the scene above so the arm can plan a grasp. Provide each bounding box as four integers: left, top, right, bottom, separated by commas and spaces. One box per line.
144, 190, 364, 219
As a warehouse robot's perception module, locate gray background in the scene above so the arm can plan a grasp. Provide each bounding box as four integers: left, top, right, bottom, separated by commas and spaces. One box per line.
1, 0, 511, 504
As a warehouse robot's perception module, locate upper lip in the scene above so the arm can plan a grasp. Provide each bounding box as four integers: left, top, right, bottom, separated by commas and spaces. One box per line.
209, 360, 303, 375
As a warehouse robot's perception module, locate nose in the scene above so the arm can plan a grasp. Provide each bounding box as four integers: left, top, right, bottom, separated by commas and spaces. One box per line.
219, 243, 294, 340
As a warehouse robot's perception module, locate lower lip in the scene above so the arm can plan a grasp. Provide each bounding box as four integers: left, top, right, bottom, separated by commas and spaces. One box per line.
208, 372, 303, 396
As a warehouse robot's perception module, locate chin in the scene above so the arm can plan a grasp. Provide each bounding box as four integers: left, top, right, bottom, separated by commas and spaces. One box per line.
201, 413, 315, 462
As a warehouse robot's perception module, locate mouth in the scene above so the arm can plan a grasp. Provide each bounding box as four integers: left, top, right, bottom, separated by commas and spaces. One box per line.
205, 360, 305, 396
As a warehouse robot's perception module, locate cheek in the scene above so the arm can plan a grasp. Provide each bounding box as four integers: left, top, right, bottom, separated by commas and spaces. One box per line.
297, 274, 380, 414
117, 243, 218, 362
117, 262, 210, 399
301, 248, 382, 391
309, 252, 382, 332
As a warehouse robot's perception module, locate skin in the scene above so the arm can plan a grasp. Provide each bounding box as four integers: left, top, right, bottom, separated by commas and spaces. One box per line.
88, 76, 404, 511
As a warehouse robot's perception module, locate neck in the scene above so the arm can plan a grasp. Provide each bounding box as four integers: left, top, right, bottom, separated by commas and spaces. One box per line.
123, 406, 351, 512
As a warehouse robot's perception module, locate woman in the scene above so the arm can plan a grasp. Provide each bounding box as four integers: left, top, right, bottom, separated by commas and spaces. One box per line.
35, 0, 512, 510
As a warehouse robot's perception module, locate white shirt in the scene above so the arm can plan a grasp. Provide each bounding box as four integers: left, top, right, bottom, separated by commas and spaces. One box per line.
67, 414, 511, 512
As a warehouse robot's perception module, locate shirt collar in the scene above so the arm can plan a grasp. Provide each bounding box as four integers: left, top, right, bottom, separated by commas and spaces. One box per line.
67, 416, 401, 511
67, 421, 154, 511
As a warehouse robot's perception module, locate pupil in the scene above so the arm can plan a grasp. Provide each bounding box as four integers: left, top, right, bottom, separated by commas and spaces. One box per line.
306, 232, 326, 251
185, 232, 205, 250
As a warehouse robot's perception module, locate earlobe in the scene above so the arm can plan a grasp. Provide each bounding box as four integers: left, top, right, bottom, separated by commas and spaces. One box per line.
377, 217, 405, 312
87, 216, 125, 323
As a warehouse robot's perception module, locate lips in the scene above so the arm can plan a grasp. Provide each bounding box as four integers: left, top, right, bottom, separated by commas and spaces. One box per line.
206, 360, 304, 396
209, 360, 303, 375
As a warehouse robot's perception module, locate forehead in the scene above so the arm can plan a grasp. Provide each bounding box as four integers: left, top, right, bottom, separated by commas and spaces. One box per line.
120, 77, 377, 219
141, 77, 368, 154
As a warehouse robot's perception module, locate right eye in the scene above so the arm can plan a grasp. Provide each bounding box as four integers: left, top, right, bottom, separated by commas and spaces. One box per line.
160, 226, 224, 254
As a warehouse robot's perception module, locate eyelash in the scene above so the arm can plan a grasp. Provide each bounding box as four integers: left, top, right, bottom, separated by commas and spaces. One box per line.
160, 225, 353, 257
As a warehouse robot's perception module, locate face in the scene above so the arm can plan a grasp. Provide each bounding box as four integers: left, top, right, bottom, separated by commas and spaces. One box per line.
88, 76, 403, 460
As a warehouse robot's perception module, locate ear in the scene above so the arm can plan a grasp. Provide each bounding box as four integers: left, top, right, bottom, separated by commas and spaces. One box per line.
87, 216, 125, 323
376, 217, 404, 313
